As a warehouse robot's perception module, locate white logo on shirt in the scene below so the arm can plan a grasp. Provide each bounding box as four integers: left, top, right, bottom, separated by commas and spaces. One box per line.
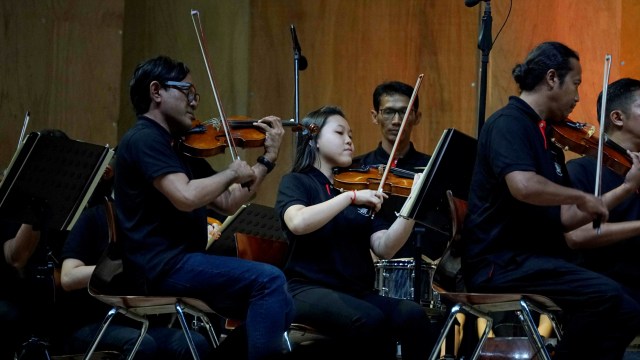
555, 162, 563, 176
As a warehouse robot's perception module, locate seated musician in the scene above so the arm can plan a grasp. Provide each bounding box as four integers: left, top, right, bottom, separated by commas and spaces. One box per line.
114, 55, 293, 360
351, 81, 441, 260
565, 77, 640, 305
275, 105, 441, 360
461, 41, 640, 360
58, 155, 213, 358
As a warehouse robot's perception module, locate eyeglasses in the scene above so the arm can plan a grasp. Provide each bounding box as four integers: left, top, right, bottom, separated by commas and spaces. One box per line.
378, 107, 416, 121
164, 81, 200, 103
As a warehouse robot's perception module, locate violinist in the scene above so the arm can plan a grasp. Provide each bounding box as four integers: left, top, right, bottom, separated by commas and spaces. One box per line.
115, 55, 293, 360
461, 41, 640, 360
275, 105, 440, 360
565, 77, 640, 304
351, 81, 436, 259
58, 152, 213, 358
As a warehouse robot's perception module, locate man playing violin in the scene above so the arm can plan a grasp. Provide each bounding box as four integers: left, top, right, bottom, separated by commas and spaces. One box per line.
462, 42, 640, 360
115, 55, 293, 360
351, 81, 437, 260
565, 78, 640, 306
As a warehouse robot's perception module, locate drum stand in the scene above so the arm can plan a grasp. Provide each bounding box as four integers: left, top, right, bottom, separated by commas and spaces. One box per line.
414, 226, 457, 358
413, 226, 426, 304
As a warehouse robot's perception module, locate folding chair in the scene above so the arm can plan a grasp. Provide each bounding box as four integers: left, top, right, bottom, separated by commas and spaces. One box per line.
82, 199, 220, 360
427, 191, 563, 360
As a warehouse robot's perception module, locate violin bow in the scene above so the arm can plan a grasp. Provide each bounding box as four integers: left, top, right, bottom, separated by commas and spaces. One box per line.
190, 9, 240, 161
376, 74, 424, 194
17, 110, 30, 152
594, 54, 612, 233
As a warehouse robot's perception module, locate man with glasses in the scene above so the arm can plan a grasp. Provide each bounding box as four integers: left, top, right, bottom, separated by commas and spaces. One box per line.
353, 81, 429, 175
115, 55, 294, 360
352, 81, 436, 260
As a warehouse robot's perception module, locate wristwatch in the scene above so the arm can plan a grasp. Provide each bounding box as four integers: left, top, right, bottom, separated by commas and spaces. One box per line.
257, 155, 276, 173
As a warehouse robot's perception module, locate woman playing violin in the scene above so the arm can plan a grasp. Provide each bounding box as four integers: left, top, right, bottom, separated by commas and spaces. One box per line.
275, 105, 440, 360
565, 77, 640, 305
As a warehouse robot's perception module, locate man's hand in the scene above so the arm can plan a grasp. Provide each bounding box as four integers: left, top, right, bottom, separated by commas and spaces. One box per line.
254, 116, 284, 162
228, 159, 256, 185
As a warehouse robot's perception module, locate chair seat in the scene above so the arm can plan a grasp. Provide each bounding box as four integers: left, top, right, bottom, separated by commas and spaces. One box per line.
436, 288, 562, 313
428, 191, 563, 360
91, 294, 216, 316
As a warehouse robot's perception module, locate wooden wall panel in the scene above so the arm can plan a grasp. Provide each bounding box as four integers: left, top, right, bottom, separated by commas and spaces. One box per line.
621, 0, 640, 79
3, 1, 638, 209
488, 0, 623, 126
248, 0, 478, 206
0, 1, 123, 172
118, 0, 251, 184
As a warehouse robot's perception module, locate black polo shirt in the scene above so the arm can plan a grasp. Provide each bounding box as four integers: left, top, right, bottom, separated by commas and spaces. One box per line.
275, 167, 389, 295
462, 96, 569, 280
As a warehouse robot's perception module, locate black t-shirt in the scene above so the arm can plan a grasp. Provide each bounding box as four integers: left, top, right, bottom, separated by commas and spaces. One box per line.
351, 142, 437, 259
351, 142, 431, 174
115, 116, 209, 288
59, 205, 113, 331
275, 167, 389, 295
566, 153, 640, 290
462, 97, 569, 280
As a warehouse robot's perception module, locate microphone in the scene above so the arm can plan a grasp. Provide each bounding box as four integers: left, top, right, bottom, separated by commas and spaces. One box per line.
465, 0, 483, 7
290, 24, 308, 71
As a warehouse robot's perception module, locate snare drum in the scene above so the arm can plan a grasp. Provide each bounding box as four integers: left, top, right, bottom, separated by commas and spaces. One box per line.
374, 258, 444, 315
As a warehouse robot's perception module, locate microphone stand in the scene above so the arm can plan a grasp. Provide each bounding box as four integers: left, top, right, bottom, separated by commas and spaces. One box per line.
290, 24, 307, 152
476, 1, 492, 135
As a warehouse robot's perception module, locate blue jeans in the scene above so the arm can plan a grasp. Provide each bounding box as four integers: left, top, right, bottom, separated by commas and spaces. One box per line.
152, 253, 294, 360
66, 322, 212, 359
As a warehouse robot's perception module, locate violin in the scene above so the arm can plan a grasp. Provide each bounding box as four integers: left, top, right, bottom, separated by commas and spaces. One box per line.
550, 119, 631, 176
181, 116, 301, 158
181, 116, 266, 158
334, 165, 415, 197
331, 74, 424, 211
187, 11, 301, 160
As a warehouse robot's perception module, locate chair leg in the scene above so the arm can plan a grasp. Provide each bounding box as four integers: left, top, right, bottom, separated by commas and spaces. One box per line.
518, 299, 552, 360
83, 306, 149, 360
176, 301, 212, 360
428, 303, 494, 360
459, 304, 493, 360
180, 303, 221, 348
283, 331, 292, 353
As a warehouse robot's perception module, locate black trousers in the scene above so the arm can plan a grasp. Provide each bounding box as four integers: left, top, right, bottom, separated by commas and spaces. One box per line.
288, 281, 441, 360
465, 254, 640, 360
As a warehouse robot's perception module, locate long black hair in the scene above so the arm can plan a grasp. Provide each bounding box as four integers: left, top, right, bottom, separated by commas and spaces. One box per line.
292, 105, 345, 173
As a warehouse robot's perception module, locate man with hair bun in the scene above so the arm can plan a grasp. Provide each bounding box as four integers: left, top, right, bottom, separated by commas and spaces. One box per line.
461, 42, 640, 359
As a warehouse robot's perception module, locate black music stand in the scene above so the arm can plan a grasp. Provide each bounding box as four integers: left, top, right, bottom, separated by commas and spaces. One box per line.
399, 128, 477, 235
0, 132, 112, 359
0, 131, 113, 231
207, 203, 286, 257
399, 128, 477, 356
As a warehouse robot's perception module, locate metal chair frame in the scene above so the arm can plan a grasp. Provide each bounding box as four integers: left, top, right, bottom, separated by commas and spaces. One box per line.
82, 199, 220, 360
427, 190, 563, 360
